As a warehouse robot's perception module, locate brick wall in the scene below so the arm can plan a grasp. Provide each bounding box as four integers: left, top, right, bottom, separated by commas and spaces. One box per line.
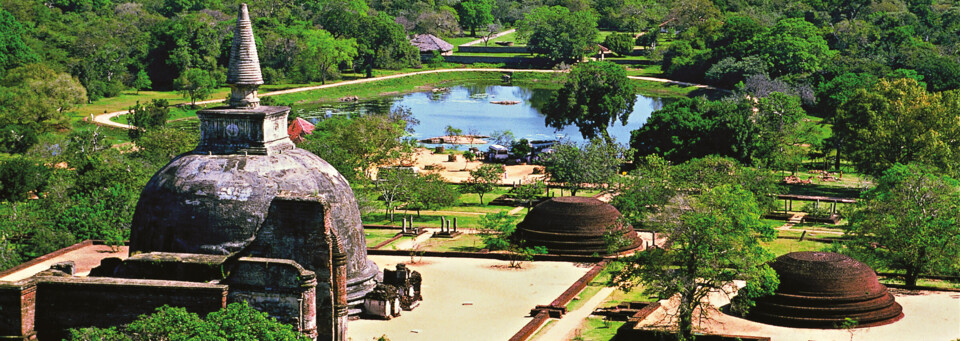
35, 277, 227, 340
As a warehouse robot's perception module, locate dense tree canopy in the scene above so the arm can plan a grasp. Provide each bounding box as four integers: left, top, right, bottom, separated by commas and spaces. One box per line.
0, 64, 87, 131
844, 163, 960, 288
457, 0, 494, 37
835, 78, 960, 177
540, 138, 626, 196
614, 184, 778, 340
544, 61, 636, 141
517, 5, 599, 62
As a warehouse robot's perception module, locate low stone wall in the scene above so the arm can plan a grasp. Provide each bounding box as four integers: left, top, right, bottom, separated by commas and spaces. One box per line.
550, 259, 611, 308
458, 46, 529, 53
507, 310, 550, 341
35, 276, 228, 340
607, 59, 657, 66
444, 55, 545, 67
0, 240, 94, 279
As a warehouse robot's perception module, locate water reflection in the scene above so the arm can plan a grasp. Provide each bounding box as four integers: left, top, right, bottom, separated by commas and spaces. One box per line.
294, 83, 671, 148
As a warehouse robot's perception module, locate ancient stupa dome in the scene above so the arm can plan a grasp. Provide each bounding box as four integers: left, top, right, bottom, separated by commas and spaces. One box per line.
515, 196, 642, 254
748, 252, 903, 328
129, 3, 378, 313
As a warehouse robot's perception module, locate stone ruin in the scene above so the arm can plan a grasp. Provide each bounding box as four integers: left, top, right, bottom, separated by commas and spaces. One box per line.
363, 264, 423, 319
747, 251, 904, 328
515, 196, 643, 255
0, 4, 421, 340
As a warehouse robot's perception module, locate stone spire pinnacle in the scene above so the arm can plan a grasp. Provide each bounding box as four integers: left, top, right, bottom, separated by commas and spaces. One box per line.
227, 3, 263, 108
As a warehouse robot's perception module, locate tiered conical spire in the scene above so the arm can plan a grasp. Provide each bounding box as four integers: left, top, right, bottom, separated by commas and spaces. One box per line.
227, 3, 263, 108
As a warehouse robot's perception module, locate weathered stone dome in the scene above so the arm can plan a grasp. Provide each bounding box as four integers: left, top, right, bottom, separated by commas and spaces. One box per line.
130, 4, 378, 314
515, 196, 642, 254
130, 147, 379, 307
748, 252, 903, 328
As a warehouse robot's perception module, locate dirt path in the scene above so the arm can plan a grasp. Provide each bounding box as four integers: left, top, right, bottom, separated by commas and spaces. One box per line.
92, 68, 721, 130
460, 28, 517, 46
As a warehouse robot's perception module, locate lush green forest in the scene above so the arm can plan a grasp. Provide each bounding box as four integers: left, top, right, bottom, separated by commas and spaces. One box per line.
1, 0, 959, 302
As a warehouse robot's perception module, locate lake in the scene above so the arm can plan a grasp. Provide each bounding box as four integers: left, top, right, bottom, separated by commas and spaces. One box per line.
292, 83, 670, 148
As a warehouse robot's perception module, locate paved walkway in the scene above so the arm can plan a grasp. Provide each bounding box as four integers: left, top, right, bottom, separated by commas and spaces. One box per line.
389, 228, 437, 250
535, 287, 617, 341
460, 29, 516, 46
92, 69, 721, 130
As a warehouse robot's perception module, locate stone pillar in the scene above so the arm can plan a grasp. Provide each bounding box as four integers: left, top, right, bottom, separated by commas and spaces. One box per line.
331, 241, 349, 341
299, 273, 319, 340
0, 279, 37, 340
453, 218, 458, 232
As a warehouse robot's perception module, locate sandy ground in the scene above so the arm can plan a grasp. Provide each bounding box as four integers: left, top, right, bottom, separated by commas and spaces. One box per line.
347, 255, 592, 341
637, 282, 960, 341
408, 148, 545, 185
0, 244, 129, 282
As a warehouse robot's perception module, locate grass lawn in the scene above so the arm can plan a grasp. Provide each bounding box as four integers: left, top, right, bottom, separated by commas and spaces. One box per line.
571, 317, 626, 341
762, 238, 835, 256
567, 262, 623, 311
362, 212, 485, 228
778, 229, 844, 240
488, 31, 522, 46
626, 65, 663, 77
443, 36, 477, 47
451, 51, 534, 58
364, 229, 401, 247
634, 80, 710, 98
415, 233, 486, 252
272, 71, 558, 105
878, 277, 960, 290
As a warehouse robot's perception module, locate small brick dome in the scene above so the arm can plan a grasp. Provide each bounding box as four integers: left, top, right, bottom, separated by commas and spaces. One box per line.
515, 196, 642, 254
748, 252, 903, 328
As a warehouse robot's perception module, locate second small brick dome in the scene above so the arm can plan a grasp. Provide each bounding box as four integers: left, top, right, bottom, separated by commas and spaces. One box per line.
515, 196, 642, 255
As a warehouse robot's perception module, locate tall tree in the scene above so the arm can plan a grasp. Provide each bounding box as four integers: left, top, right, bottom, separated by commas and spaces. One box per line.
461, 163, 505, 205
540, 139, 626, 196
376, 167, 418, 221
835, 78, 960, 177
405, 173, 459, 216
0, 157, 51, 203
748, 18, 832, 77
457, 0, 495, 37
127, 99, 171, 140
297, 29, 357, 84
0, 64, 87, 131
351, 12, 420, 77
516, 6, 599, 62
844, 163, 960, 288
300, 106, 418, 182
133, 70, 152, 94
0, 8, 37, 74
544, 61, 636, 142
173, 68, 216, 106
614, 184, 778, 340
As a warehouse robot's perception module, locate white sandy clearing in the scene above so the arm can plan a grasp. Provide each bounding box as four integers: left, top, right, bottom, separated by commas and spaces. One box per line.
347, 255, 592, 341
407, 148, 545, 185
0, 244, 129, 282
637, 282, 960, 341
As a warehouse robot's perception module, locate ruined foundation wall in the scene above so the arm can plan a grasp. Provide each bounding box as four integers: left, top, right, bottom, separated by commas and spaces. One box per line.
0, 279, 37, 340
34, 277, 228, 340
225, 258, 318, 339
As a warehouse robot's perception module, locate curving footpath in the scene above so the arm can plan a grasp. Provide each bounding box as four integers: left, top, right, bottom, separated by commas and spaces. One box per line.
92, 68, 720, 130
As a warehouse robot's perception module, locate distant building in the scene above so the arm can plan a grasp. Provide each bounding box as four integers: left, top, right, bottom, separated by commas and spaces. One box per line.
410, 34, 454, 57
